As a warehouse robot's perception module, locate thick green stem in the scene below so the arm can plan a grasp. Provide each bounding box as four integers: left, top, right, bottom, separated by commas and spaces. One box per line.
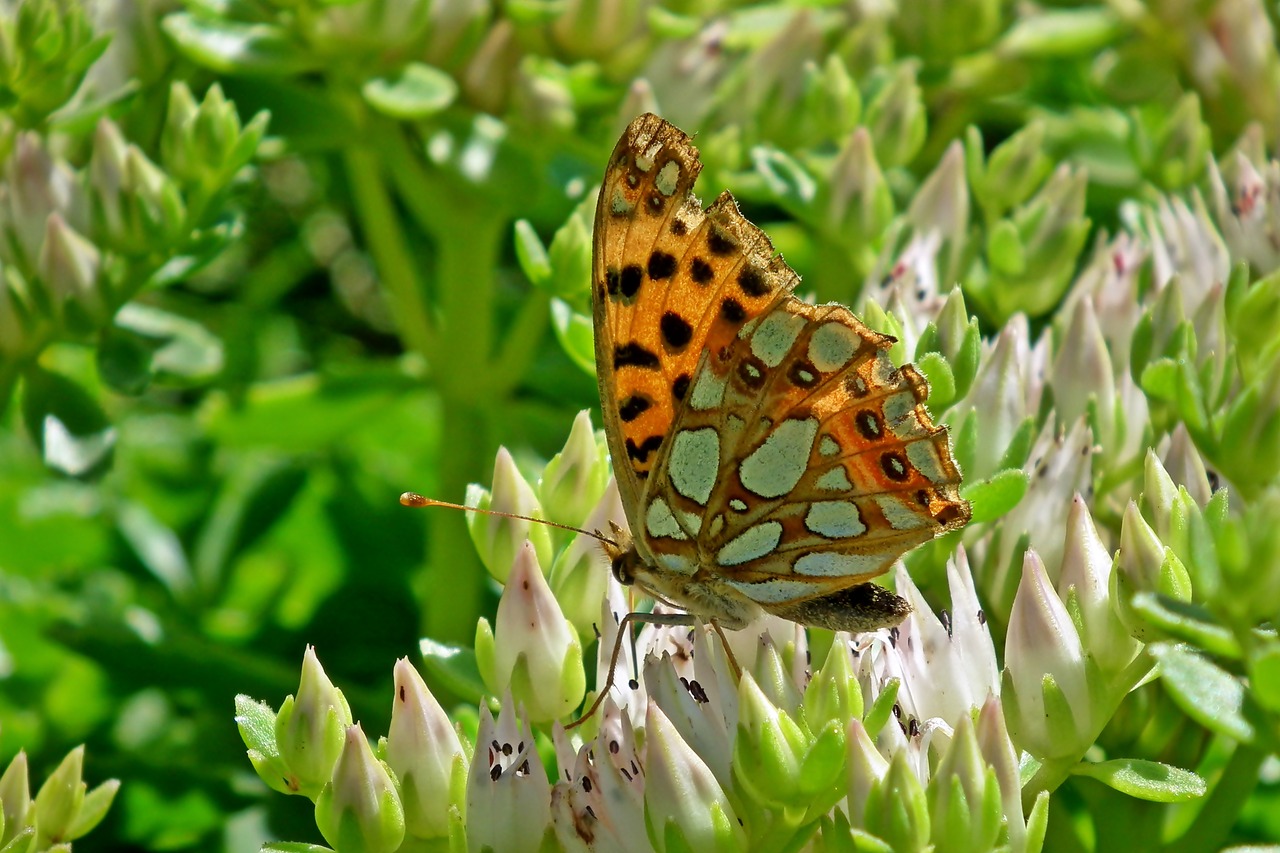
1166, 742, 1266, 853
343, 145, 437, 363
421, 397, 490, 644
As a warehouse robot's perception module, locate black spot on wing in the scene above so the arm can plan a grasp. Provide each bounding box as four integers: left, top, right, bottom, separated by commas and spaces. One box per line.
615, 343, 660, 370
626, 435, 663, 462
661, 313, 693, 351
619, 395, 651, 422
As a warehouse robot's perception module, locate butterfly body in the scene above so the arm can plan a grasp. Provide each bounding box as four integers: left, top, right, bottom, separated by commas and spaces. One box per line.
592, 114, 969, 633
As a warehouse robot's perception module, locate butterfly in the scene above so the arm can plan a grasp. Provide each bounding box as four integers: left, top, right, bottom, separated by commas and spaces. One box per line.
591, 113, 969, 634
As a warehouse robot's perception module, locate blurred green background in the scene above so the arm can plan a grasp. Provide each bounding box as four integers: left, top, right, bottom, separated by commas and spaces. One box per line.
0, 0, 1278, 849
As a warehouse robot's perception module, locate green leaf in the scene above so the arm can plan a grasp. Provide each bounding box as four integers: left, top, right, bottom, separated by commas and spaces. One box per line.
514, 219, 552, 288
420, 638, 486, 705
1129, 593, 1240, 659
96, 324, 154, 396
234, 694, 280, 761
1070, 758, 1206, 802
362, 62, 458, 120
114, 304, 224, 385
999, 7, 1124, 58
1248, 643, 1280, 714
162, 14, 319, 75
1150, 643, 1262, 744
261, 844, 335, 853
551, 298, 595, 375
960, 469, 1029, 524
915, 352, 956, 410
862, 678, 900, 738
20, 365, 115, 478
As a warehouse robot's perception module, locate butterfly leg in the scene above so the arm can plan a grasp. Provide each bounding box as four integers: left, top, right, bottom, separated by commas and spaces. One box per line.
567, 610, 737, 730
706, 618, 743, 680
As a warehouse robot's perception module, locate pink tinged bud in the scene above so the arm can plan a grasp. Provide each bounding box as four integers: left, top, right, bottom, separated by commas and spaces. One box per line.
1058, 496, 1140, 675
276, 646, 353, 798
975, 696, 1026, 850
38, 214, 104, 327
1052, 298, 1115, 446
997, 417, 1094, 582
826, 127, 892, 248
643, 701, 747, 852
467, 703, 552, 853
7, 133, 86, 264
845, 718, 888, 827
957, 322, 1034, 480
1004, 550, 1090, 759
0, 751, 32, 846
475, 541, 585, 723
315, 724, 405, 853
1164, 424, 1214, 508
907, 140, 969, 260
468, 447, 552, 583
946, 549, 1000, 704
386, 659, 468, 839
1116, 500, 1193, 640
639, 631, 736, 785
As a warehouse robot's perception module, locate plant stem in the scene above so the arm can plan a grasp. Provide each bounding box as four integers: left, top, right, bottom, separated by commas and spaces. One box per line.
1166, 742, 1266, 853
343, 145, 437, 364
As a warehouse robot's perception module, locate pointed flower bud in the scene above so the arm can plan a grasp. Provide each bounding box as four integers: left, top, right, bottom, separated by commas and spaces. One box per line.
467, 703, 552, 853
1052, 298, 1115, 448
468, 446, 553, 583
275, 646, 353, 798
385, 659, 468, 840
3, 132, 87, 266
475, 541, 585, 723
967, 121, 1052, 221
1115, 500, 1193, 640
804, 638, 863, 732
864, 62, 927, 169
539, 410, 608, 528
975, 697, 1026, 851
32, 745, 119, 848
1163, 424, 1214, 508
644, 701, 747, 852
907, 141, 969, 280
845, 718, 888, 827
38, 213, 104, 331
988, 165, 1090, 319
0, 751, 32, 846
824, 127, 892, 267
735, 672, 845, 812
1208, 144, 1280, 273
1058, 495, 1140, 675
315, 724, 405, 853
929, 713, 1002, 853
1004, 550, 1090, 759
863, 750, 930, 851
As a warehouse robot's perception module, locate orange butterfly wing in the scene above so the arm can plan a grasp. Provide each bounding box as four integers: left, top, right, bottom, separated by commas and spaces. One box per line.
592, 114, 969, 632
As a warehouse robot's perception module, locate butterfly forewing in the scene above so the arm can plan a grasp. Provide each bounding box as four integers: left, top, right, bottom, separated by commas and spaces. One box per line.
592, 113, 970, 633
593, 118, 791, 520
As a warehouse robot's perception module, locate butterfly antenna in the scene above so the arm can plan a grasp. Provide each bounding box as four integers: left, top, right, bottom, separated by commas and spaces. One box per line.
399, 492, 619, 547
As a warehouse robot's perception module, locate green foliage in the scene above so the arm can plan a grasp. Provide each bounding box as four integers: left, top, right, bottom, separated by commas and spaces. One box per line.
0, 0, 1279, 849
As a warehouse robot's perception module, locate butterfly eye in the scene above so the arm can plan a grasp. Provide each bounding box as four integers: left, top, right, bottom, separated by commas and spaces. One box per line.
611, 554, 634, 586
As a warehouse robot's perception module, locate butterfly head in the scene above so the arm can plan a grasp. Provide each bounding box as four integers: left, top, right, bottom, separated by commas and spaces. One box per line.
601, 520, 641, 587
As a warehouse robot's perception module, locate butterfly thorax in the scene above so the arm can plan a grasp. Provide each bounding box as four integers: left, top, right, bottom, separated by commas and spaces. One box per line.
601, 521, 759, 630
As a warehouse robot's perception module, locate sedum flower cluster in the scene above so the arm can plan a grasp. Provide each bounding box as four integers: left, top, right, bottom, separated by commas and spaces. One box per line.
223, 0, 1280, 849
